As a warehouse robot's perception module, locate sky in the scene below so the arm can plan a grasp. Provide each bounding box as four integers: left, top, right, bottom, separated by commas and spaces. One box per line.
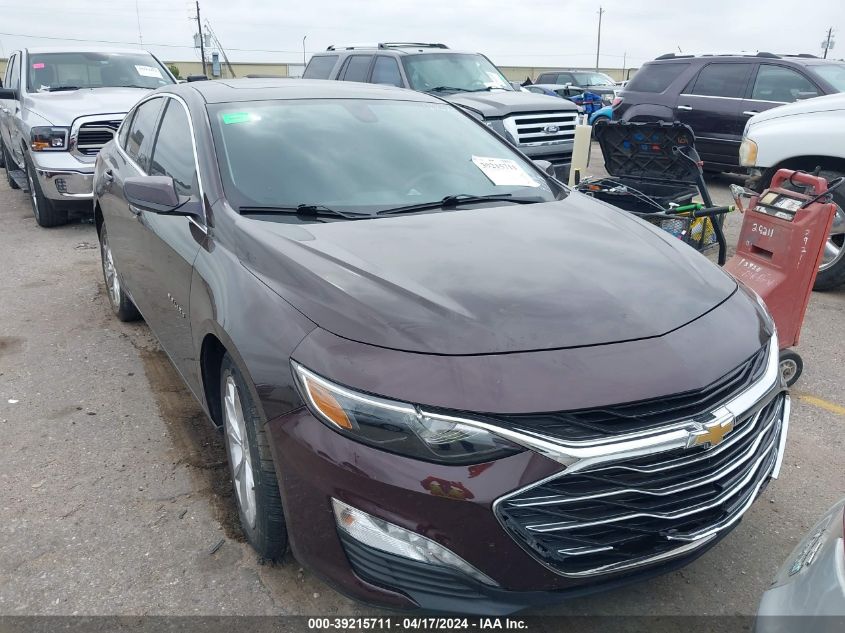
0, 0, 841, 69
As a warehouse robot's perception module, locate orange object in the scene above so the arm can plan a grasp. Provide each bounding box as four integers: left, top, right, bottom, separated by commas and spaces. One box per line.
724, 169, 837, 350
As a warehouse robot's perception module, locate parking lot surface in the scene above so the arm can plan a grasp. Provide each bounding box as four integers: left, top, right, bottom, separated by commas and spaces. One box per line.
1, 156, 843, 617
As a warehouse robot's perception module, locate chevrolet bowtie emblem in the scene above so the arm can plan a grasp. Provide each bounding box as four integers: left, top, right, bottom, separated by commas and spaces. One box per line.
687, 412, 736, 449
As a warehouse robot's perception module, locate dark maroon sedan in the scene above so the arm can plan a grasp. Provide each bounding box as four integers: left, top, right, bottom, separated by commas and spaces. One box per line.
92, 79, 789, 614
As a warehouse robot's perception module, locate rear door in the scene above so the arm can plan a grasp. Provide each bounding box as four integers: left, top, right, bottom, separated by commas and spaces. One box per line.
369, 55, 404, 87
674, 61, 753, 168
338, 55, 374, 83
741, 63, 823, 120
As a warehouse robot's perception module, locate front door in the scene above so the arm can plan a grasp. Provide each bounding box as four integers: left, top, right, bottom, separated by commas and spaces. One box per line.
0, 53, 21, 165
740, 63, 823, 122
674, 62, 753, 168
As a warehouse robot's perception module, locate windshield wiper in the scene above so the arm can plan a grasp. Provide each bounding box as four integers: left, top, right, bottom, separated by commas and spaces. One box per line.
376, 193, 541, 216
45, 86, 81, 92
427, 86, 468, 93
238, 204, 368, 220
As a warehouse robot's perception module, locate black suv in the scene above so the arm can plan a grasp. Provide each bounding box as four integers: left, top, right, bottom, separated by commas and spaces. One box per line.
534, 69, 618, 104
304, 43, 580, 176
614, 53, 845, 171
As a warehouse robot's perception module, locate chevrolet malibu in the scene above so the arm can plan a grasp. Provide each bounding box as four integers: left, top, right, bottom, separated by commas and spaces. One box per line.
92, 79, 789, 614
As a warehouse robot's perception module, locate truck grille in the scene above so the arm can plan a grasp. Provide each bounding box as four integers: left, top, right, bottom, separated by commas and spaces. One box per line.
481, 345, 768, 442
505, 111, 578, 146
495, 392, 786, 577
75, 120, 122, 156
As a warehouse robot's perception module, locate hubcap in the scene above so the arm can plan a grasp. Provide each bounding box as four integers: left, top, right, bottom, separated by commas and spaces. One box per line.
820, 206, 845, 272
101, 233, 122, 307
780, 359, 798, 384
224, 375, 257, 529
27, 169, 39, 219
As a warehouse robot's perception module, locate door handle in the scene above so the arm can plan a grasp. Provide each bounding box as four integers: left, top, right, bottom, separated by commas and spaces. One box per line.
677, 105, 693, 111
0, 107, 8, 114
742, 110, 760, 116
103, 169, 114, 182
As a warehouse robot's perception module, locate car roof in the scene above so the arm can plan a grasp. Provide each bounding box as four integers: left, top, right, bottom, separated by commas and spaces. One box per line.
24, 46, 157, 56
316, 47, 477, 57
648, 52, 836, 65
171, 78, 442, 104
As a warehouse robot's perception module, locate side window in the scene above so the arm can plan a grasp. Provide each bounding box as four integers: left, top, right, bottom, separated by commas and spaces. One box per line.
752, 65, 819, 103
118, 110, 135, 149
342, 55, 373, 83
303, 55, 338, 79
149, 99, 197, 198
371, 56, 403, 87
7, 54, 20, 91
536, 73, 553, 84
124, 97, 163, 172
689, 63, 751, 98
626, 62, 690, 93
558, 73, 575, 85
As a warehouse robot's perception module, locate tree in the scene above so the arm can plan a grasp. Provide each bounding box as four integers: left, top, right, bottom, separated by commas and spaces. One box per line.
167, 64, 182, 80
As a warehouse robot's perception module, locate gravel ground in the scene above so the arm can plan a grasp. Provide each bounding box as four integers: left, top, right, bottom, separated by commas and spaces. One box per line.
0, 150, 843, 618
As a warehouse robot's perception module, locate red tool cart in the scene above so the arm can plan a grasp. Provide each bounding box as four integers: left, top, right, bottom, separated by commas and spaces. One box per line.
725, 170, 841, 386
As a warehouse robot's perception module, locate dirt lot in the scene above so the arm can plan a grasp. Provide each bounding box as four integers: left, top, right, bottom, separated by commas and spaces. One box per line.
0, 155, 843, 617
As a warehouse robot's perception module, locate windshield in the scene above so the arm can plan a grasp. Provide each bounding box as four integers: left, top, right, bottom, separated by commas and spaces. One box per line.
571, 72, 615, 87
209, 99, 560, 216
26, 52, 174, 92
401, 53, 512, 93
810, 64, 845, 92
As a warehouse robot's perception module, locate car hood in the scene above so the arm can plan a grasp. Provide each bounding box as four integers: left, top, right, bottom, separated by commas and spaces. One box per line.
23, 87, 153, 125
748, 92, 845, 126
444, 90, 579, 118
235, 195, 737, 355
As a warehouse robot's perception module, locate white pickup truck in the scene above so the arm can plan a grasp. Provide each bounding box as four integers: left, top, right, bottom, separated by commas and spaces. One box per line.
740, 93, 845, 290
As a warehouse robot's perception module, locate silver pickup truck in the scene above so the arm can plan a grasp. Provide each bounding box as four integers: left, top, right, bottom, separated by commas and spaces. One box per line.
0, 47, 175, 227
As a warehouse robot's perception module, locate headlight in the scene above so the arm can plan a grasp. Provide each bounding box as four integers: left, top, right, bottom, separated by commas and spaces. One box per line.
292, 362, 522, 464
739, 138, 758, 167
30, 126, 70, 151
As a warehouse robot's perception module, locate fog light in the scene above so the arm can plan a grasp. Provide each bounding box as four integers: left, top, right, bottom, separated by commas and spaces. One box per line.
332, 498, 498, 586
54, 178, 67, 193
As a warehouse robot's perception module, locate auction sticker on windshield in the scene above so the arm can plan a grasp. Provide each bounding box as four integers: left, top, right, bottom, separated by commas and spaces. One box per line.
472, 156, 540, 187
135, 65, 163, 78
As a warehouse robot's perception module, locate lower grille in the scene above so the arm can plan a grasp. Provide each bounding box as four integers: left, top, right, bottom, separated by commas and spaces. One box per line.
505, 111, 578, 146
495, 393, 786, 577
76, 119, 122, 156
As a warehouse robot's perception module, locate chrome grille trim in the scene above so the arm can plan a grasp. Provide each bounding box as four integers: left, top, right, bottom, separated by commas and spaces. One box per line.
503, 111, 579, 147
70, 113, 126, 160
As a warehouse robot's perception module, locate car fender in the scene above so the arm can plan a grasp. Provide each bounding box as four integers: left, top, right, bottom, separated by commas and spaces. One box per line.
618, 103, 674, 122
744, 110, 845, 170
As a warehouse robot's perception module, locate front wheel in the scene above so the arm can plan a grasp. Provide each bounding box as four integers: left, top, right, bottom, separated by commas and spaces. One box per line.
26, 157, 68, 227
220, 354, 287, 561
779, 349, 803, 388
2, 142, 18, 189
99, 224, 141, 322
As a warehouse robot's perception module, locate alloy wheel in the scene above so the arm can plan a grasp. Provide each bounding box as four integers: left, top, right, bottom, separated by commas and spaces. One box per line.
101, 232, 122, 308
780, 358, 798, 385
819, 205, 845, 272
27, 167, 40, 221
223, 375, 257, 529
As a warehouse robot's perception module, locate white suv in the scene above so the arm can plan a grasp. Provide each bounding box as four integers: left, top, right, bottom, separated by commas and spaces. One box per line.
740, 93, 845, 289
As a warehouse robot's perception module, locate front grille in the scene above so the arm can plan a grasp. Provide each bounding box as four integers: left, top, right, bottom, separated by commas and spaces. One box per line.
482, 345, 768, 442
495, 393, 786, 577
76, 120, 122, 156
506, 111, 578, 146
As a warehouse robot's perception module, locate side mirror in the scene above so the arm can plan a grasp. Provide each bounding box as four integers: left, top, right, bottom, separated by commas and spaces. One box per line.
796, 91, 819, 100
0, 87, 17, 100
533, 160, 556, 177
124, 176, 201, 217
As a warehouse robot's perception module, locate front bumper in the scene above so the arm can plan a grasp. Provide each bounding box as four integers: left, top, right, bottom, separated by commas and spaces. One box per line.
30, 152, 95, 201
266, 385, 789, 614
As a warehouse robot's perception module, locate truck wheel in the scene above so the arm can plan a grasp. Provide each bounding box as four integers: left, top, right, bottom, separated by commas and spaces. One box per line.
761, 168, 845, 290
25, 157, 68, 227
0, 139, 5, 168
2, 143, 19, 189
779, 350, 803, 388
220, 354, 288, 561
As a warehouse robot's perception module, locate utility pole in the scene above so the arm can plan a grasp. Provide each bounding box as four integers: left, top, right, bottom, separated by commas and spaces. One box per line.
195, 1, 206, 76
822, 27, 834, 59
302, 35, 307, 68
595, 6, 605, 71
135, 0, 143, 44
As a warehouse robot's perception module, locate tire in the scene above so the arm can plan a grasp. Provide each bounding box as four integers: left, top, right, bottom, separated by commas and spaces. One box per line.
98, 224, 141, 322
25, 156, 68, 227
779, 349, 803, 388
0, 139, 5, 169
220, 354, 287, 561
760, 168, 845, 291
2, 143, 18, 189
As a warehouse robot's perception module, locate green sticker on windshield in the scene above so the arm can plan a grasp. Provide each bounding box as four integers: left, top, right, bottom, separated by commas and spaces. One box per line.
221, 112, 253, 124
